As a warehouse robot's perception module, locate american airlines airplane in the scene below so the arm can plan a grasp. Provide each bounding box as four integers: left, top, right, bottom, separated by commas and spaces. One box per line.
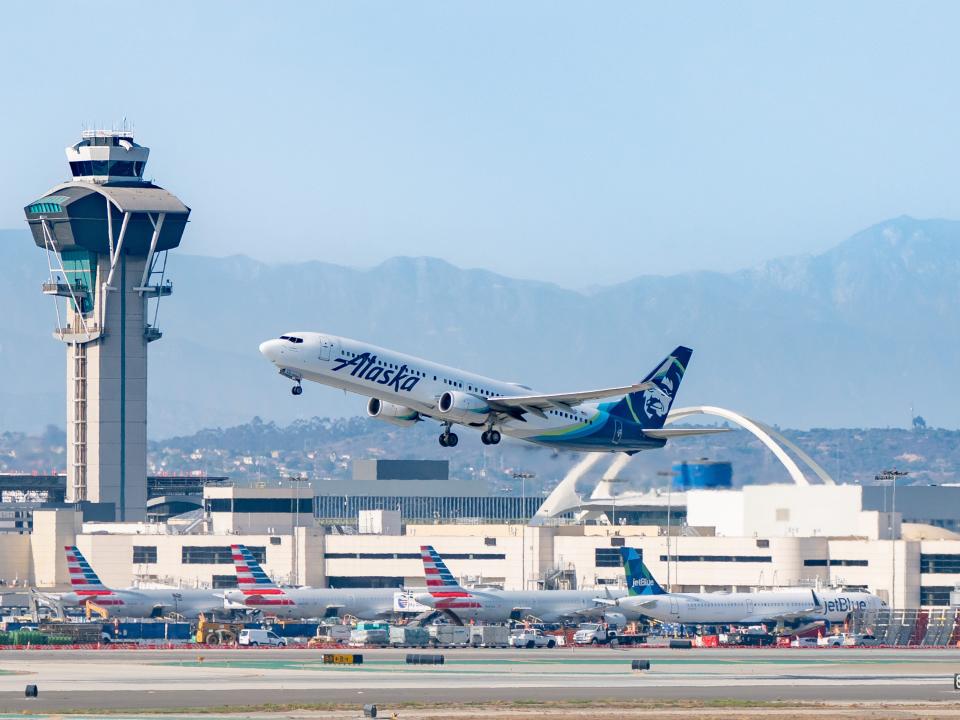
222, 544, 399, 620
259, 334, 719, 449
615, 548, 884, 628
53, 546, 225, 618
413, 545, 631, 623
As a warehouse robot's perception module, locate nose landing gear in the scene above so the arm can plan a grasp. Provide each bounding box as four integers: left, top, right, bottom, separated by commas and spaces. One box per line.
291, 382, 303, 396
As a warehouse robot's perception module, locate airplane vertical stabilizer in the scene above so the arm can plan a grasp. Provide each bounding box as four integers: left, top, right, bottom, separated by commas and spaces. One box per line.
608, 346, 692, 429
621, 547, 666, 596
64, 546, 107, 590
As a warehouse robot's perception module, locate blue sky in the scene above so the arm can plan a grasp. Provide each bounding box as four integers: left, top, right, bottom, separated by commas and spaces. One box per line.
2, 1, 959, 286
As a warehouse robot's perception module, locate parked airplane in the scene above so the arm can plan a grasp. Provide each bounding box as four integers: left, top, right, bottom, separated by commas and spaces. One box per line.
259, 333, 723, 450
413, 545, 631, 623
222, 544, 399, 620
52, 546, 225, 618
613, 547, 824, 627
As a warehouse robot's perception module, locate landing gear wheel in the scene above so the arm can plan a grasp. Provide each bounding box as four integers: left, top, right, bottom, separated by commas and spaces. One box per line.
481, 431, 491, 445
291, 384, 303, 396
439, 434, 449, 447
489, 430, 501, 444
446, 432, 459, 447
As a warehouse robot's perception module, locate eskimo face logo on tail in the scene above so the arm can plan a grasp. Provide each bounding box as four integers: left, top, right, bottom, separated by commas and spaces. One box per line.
331, 352, 421, 393
641, 357, 685, 421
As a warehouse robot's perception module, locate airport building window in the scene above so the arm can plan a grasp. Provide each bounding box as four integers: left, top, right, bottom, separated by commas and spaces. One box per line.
610, 537, 625, 547
328, 576, 404, 589
920, 554, 960, 574
919, 586, 953, 606
595, 548, 622, 567
204, 498, 313, 514
132, 545, 157, 564
212, 575, 238, 589
484, 537, 496, 546
803, 559, 868, 567
657, 555, 772, 563
182, 545, 266, 565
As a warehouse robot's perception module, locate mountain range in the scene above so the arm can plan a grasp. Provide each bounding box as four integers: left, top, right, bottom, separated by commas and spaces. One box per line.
1, 215, 958, 437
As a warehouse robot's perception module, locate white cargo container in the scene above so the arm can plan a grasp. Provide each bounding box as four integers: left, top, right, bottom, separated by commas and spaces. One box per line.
469, 625, 509, 647
427, 624, 470, 647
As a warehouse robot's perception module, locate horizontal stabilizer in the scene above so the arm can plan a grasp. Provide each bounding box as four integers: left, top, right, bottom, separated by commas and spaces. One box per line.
643, 428, 731, 439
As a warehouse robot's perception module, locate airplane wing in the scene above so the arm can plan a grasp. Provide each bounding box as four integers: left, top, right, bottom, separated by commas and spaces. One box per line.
489, 382, 654, 417
643, 428, 731, 439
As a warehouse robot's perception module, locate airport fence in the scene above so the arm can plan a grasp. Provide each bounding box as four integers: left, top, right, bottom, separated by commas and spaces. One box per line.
849, 608, 960, 647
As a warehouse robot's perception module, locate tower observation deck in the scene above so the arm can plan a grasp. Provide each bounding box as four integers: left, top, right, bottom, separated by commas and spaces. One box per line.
23, 130, 190, 520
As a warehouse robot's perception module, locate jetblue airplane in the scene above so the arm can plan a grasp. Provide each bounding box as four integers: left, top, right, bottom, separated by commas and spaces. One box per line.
615, 548, 884, 628
259, 333, 719, 450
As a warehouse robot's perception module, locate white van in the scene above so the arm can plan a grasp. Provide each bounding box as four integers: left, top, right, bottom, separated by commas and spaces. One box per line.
238, 629, 287, 647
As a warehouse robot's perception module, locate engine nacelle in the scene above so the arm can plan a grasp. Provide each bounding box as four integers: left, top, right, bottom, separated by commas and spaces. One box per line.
437, 391, 491, 425
367, 397, 420, 427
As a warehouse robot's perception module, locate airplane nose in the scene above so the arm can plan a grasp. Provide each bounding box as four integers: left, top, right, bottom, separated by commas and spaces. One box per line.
259, 339, 282, 361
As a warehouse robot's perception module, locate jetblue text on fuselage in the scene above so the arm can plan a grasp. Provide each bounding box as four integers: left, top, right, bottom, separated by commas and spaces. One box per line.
331, 352, 421, 393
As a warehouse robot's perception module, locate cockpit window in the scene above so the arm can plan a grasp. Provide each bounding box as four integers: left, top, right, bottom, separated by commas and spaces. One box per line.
279, 335, 304, 344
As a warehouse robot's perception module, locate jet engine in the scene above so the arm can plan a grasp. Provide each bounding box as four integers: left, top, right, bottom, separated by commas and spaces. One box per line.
367, 397, 420, 427
437, 391, 491, 425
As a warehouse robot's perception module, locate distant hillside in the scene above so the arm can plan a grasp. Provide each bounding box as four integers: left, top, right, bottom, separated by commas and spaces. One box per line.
3, 420, 957, 496
0, 215, 958, 436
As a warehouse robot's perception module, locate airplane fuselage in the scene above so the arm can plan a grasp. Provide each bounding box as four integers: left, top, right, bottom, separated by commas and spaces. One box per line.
415, 588, 635, 624
57, 588, 224, 618
223, 587, 399, 620
260, 332, 667, 452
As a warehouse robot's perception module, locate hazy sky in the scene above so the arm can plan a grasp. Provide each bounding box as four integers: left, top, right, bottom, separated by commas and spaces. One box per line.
2, 2, 959, 286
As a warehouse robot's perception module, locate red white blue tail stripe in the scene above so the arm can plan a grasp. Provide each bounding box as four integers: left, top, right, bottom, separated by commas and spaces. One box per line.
64, 545, 122, 604
420, 545, 481, 609
230, 544, 294, 606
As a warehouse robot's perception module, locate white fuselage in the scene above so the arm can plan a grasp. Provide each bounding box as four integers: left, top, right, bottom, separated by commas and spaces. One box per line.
620, 588, 885, 626
223, 587, 399, 621
414, 588, 635, 624
259, 333, 607, 446
57, 588, 224, 618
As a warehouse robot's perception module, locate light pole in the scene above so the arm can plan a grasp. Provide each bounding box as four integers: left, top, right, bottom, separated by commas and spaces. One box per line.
513, 472, 536, 590
875, 469, 908, 610
657, 469, 679, 590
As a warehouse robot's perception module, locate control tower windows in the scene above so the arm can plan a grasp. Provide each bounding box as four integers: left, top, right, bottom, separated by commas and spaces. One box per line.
69, 160, 146, 178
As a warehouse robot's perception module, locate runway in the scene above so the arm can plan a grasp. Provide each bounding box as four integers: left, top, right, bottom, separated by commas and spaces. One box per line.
0, 646, 958, 715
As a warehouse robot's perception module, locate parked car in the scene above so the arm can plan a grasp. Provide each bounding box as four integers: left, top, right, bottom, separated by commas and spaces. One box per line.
817, 634, 844, 647
790, 636, 818, 648
239, 629, 287, 647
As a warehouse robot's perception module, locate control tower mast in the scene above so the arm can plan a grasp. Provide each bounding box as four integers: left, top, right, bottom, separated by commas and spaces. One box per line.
23, 131, 190, 520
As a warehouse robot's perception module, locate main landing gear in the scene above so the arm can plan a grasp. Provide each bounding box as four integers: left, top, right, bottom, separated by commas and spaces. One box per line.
481, 429, 501, 445
439, 424, 459, 447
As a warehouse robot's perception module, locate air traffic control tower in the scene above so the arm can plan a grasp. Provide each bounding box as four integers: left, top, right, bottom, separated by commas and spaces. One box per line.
23, 131, 190, 520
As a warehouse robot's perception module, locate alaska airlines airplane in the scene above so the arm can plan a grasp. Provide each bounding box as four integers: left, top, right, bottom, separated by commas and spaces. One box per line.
53, 546, 225, 618
222, 544, 398, 620
259, 333, 718, 450
615, 548, 823, 626
413, 545, 631, 623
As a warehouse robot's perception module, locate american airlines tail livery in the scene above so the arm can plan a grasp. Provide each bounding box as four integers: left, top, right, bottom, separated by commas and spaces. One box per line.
259, 333, 722, 450
223, 544, 397, 620
57, 546, 224, 618
414, 545, 628, 623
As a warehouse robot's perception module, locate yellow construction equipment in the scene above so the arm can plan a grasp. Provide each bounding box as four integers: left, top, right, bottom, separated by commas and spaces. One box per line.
84, 600, 110, 620
195, 613, 244, 646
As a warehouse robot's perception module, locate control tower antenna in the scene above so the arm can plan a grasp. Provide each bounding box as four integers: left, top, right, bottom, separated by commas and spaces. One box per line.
23, 130, 190, 521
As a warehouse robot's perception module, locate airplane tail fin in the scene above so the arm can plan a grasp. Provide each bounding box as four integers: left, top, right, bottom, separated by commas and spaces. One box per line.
608, 346, 692, 429
64, 546, 107, 590
421, 545, 465, 593
231, 544, 279, 591
620, 547, 666, 596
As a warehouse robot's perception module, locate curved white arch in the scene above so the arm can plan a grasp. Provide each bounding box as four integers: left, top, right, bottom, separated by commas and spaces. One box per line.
667, 405, 836, 486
